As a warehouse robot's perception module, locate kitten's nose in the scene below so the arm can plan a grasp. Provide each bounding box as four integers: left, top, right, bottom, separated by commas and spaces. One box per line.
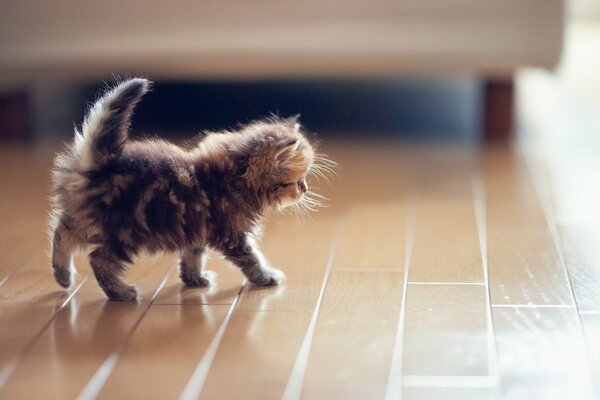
298, 180, 307, 193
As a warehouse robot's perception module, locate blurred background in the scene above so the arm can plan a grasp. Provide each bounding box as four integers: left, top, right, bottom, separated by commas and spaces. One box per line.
1, 0, 594, 144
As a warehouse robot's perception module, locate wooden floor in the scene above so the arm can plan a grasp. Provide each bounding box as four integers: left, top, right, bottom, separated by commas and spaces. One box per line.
0, 139, 598, 400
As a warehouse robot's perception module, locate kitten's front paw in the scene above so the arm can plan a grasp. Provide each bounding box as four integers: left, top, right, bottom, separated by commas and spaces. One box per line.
248, 267, 285, 286
106, 285, 138, 301
181, 271, 215, 288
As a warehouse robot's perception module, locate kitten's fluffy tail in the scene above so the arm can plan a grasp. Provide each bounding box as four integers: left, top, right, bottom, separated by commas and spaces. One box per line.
74, 78, 150, 169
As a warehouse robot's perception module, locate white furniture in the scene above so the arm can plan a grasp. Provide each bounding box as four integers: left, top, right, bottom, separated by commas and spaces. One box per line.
0, 0, 564, 83
0, 0, 564, 139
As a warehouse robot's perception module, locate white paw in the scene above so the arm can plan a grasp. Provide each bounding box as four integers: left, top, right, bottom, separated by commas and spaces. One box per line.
267, 267, 286, 284
249, 267, 286, 286
182, 270, 217, 287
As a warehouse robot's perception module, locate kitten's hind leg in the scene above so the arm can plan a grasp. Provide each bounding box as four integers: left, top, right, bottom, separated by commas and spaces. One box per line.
51, 218, 79, 288
89, 246, 137, 301
179, 246, 213, 287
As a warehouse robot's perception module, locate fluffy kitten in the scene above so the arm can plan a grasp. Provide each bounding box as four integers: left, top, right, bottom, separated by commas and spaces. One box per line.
50, 78, 330, 301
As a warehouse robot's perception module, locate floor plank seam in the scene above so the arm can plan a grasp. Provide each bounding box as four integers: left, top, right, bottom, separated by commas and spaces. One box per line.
281, 218, 345, 400
76, 267, 176, 400
0, 276, 88, 390
472, 174, 502, 394
579, 310, 600, 315
385, 194, 416, 400
402, 375, 500, 388
524, 153, 598, 397
0, 240, 44, 290
407, 281, 485, 286
178, 283, 246, 400
334, 268, 403, 272
491, 304, 576, 308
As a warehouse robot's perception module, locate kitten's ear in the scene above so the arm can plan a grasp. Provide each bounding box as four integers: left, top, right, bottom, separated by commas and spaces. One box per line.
285, 114, 301, 132
275, 138, 299, 161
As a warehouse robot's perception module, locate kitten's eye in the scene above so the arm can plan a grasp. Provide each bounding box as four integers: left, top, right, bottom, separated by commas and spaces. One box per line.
275, 182, 293, 189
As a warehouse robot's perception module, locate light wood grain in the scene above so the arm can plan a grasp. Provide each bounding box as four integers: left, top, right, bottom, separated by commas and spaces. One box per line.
484, 148, 573, 305
199, 311, 312, 400
334, 203, 407, 271
154, 251, 244, 305
558, 227, 600, 312
408, 146, 483, 283
581, 314, 600, 392
0, 223, 44, 285
301, 270, 405, 399
410, 198, 482, 283
0, 254, 175, 399
0, 147, 54, 282
493, 307, 596, 400
235, 216, 339, 312
1, 142, 598, 399
96, 304, 230, 399
0, 253, 87, 371
403, 284, 489, 376
488, 229, 573, 305
321, 140, 411, 206
402, 387, 501, 400
194, 215, 339, 398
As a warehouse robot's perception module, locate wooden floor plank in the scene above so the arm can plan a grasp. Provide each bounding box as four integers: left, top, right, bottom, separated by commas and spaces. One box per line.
301, 270, 405, 399
199, 311, 312, 400
0, 221, 44, 283
319, 140, 411, 207
0, 253, 87, 375
99, 215, 336, 398
558, 227, 600, 312
235, 216, 339, 312
0, 254, 174, 399
408, 146, 482, 283
488, 229, 573, 306
97, 259, 245, 398
191, 214, 339, 399
1, 141, 598, 399
95, 304, 231, 400
402, 387, 501, 400
154, 252, 244, 305
333, 203, 406, 271
493, 307, 595, 400
409, 199, 482, 283
484, 148, 573, 305
402, 284, 489, 377
581, 314, 600, 392
0, 148, 53, 283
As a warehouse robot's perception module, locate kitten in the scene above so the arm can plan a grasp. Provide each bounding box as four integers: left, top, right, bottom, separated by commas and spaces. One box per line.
49, 78, 331, 301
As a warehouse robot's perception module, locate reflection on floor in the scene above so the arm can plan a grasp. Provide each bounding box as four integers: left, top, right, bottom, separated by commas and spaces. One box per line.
0, 138, 597, 399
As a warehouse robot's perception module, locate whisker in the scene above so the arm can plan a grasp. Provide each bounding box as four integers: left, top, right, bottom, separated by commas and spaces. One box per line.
314, 153, 338, 167
308, 168, 331, 184
303, 198, 323, 208
313, 160, 337, 171
297, 201, 317, 225
306, 191, 328, 200
312, 164, 337, 178
309, 162, 336, 185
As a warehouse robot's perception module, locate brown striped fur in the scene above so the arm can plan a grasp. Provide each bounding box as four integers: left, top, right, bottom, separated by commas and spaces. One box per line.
49, 78, 331, 301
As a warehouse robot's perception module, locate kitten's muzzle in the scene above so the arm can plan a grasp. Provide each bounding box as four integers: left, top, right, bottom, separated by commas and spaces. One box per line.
298, 180, 307, 193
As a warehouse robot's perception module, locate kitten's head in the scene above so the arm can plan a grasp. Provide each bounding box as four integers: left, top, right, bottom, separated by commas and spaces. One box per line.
240, 117, 331, 212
